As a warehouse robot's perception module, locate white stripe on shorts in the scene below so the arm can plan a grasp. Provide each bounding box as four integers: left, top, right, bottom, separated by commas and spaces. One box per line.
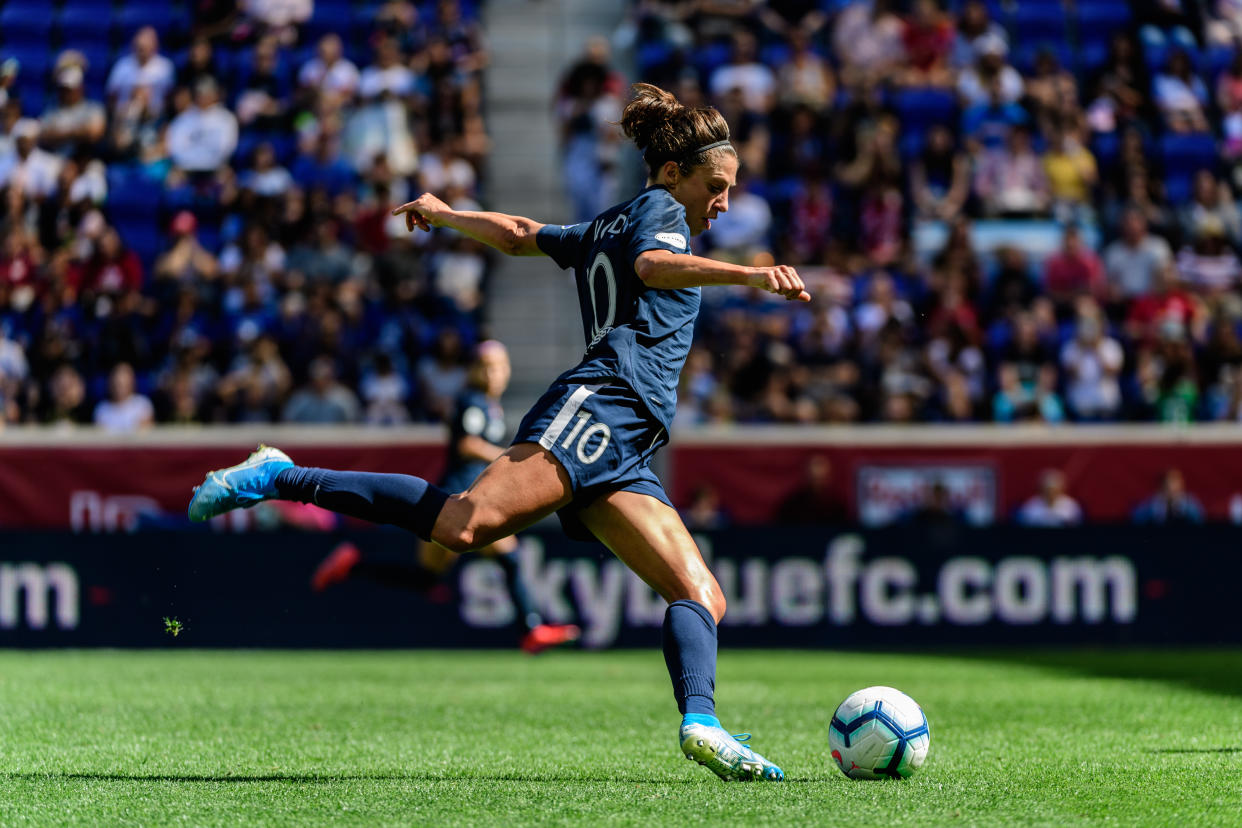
538, 384, 602, 451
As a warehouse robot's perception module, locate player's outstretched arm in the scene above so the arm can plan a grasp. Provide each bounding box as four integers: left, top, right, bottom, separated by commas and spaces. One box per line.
393, 193, 547, 257
635, 249, 811, 302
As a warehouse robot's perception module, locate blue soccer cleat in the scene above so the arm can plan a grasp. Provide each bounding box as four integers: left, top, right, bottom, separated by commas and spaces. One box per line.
679, 715, 785, 782
187, 445, 294, 522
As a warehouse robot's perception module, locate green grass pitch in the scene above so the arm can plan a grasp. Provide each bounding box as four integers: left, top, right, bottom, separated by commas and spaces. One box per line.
2, 649, 1241, 826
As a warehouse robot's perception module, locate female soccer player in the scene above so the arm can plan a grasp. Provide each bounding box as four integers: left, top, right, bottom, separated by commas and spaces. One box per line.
189, 82, 808, 782
310, 340, 581, 655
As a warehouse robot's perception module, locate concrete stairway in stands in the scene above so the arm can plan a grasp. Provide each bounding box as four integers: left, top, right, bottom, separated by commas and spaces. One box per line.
480, 0, 625, 418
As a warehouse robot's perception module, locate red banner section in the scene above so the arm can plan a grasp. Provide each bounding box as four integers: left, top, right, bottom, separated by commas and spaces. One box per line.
0, 431, 445, 530
5, 426, 1242, 529
669, 428, 1242, 525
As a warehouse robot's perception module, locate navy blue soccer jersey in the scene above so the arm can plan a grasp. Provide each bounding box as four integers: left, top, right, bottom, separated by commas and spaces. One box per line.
441, 388, 506, 491
535, 185, 699, 430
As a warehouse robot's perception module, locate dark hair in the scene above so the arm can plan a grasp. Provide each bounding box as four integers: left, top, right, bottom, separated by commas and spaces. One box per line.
620, 82, 734, 178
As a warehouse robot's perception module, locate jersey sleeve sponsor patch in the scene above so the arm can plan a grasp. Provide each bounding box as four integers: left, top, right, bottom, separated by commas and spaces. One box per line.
654, 231, 687, 250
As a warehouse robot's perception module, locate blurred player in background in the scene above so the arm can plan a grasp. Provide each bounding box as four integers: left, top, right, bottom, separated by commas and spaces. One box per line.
189, 82, 808, 782
310, 340, 581, 654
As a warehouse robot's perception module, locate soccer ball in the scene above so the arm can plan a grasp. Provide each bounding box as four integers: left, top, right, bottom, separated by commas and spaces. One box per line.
828, 686, 930, 780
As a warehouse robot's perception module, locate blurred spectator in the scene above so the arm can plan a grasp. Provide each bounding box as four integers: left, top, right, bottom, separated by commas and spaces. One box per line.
155, 211, 220, 291
166, 78, 239, 174
359, 36, 415, 101
360, 351, 411, 425
40, 62, 107, 156
1126, 261, 1199, 345
0, 321, 27, 424
71, 227, 143, 297
1104, 208, 1173, 302
106, 27, 176, 116
1153, 50, 1210, 133
1176, 220, 1242, 294
683, 484, 730, 530
242, 0, 312, 42
1017, 469, 1083, 526
416, 328, 467, 421
911, 125, 970, 221
556, 38, 624, 223
1061, 304, 1124, 420
93, 362, 154, 432
239, 142, 293, 198
776, 456, 848, 525
904, 480, 964, 526
993, 362, 1065, 423
1132, 468, 1205, 524
899, 0, 955, 88
286, 219, 351, 284
957, 34, 1022, 107
41, 363, 90, 425
974, 125, 1048, 216
1180, 169, 1242, 246
1042, 124, 1098, 225
1044, 225, 1105, 308
709, 30, 775, 114
282, 355, 360, 423
832, 0, 904, 87
298, 34, 361, 101
776, 30, 835, 111
0, 120, 63, 201
950, 0, 1006, 69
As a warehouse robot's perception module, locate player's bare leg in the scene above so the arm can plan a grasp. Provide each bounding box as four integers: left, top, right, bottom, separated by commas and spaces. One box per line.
578, 492, 784, 782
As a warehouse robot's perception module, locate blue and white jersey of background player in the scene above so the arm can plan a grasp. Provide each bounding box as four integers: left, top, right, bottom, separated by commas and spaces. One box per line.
535, 185, 698, 432
440, 388, 506, 494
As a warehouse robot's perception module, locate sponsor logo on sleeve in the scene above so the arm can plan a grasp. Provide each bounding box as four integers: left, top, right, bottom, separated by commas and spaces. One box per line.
654, 232, 686, 249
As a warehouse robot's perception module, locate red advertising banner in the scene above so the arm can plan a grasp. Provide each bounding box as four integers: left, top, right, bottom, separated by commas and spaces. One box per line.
669, 428, 1242, 525
0, 430, 445, 530
5, 426, 1242, 530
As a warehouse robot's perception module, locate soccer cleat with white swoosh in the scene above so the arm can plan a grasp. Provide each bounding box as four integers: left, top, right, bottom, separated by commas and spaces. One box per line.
187, 445, 294, 522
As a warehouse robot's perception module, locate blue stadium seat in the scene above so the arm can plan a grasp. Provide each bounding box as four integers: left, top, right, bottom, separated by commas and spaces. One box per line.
57, 2, 118, 48
1161, 132, 1217, 172
116, 4, 176, 40
1075, 1, 1131, 33
303, 0, 355, 44
0, 1, 56, 44
892, 88, 957, 131
1141, 24, 1201, 74
1010, 3, 1067, 45
1161, 133, 1217, 204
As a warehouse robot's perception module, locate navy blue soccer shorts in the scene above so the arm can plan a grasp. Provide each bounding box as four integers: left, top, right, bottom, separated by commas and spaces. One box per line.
513, 379, 672, 541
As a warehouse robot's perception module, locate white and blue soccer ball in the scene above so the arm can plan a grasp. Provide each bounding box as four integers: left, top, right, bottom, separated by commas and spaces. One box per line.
828, 686, 930, 780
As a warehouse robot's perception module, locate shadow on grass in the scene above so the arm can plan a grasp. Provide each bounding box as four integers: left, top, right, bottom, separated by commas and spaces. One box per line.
1, 771, 826, 786
952, 649, 1242, 701
1149, 747, 1242, 754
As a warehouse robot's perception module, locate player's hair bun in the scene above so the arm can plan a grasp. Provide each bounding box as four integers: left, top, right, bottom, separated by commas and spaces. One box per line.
620, 83, 733, 176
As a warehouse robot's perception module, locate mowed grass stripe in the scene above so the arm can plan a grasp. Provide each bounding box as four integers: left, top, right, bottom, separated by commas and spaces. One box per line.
1, 650, 1240, 826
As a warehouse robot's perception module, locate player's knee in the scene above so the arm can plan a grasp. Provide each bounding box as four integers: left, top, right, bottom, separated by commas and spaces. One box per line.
699, 586, 726, 624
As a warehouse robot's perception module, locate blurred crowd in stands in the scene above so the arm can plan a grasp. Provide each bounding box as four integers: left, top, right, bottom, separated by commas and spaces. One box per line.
0, 0, 490, 428
569, 0, 1242, 425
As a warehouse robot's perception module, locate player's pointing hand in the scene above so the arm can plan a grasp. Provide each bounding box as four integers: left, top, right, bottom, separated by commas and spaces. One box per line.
393, 193, 452, 233
749, 265, 811, 302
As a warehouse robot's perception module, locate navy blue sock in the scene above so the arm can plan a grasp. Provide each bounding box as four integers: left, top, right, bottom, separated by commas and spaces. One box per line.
662, 599, 717, 717
275, 467, 448, 542
495, 546, 542, 632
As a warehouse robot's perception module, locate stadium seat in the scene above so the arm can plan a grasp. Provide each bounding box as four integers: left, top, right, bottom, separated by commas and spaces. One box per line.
115, 4, 176, 41
1010, 3, 1067, 45
1074, 1, 1132, 33
1160, 132, 1218, 173
1141, 24, 1201, 74
0, 1, 55, 44
57, 2, 117, 48
892, 88, 957, 132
